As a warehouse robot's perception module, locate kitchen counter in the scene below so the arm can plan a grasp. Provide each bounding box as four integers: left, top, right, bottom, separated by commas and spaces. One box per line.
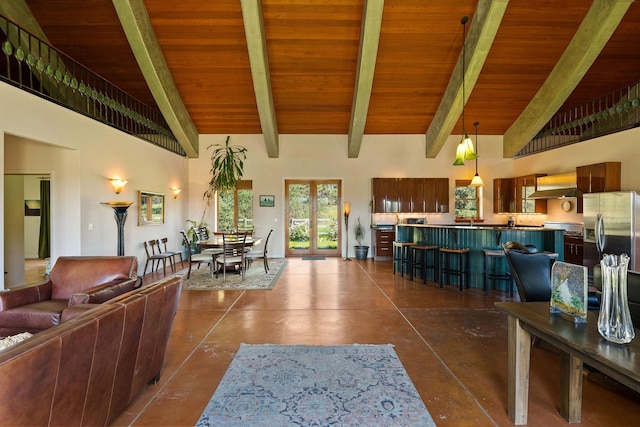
396, 224, 564, 291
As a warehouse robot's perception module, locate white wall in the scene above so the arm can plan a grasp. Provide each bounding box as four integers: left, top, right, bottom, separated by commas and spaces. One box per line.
189, 133, 515, 258
1, 82, 188, 286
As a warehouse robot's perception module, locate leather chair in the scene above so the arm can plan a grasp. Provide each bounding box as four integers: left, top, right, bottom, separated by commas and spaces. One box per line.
0, 256, 138, 336
593, 265, 640, 325
503, 242, 552, 302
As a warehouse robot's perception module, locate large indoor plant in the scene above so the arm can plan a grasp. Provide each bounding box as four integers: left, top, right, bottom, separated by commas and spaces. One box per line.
354, 217, 369, 260
203, 135, 247, 200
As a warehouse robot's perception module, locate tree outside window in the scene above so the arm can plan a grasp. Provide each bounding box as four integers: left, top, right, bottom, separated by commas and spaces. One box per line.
217, 180, 253, 232
455, 179, 480, 220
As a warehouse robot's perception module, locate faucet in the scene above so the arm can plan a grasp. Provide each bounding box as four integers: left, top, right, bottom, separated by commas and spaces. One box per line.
469, 217, 474, 227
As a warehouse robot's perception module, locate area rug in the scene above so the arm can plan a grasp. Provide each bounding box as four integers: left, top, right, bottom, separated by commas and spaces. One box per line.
174, 260, 287, 291
196, 344, 436, 426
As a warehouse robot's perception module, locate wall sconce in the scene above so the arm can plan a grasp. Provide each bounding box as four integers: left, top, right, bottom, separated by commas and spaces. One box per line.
109, 178, 128, 194
171, 188, 182, 199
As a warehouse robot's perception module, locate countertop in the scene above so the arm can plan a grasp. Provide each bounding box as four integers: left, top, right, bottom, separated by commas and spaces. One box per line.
395, 223, 556, 231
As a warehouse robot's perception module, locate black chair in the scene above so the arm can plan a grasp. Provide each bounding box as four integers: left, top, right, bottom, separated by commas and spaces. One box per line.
502, 242, 552, 302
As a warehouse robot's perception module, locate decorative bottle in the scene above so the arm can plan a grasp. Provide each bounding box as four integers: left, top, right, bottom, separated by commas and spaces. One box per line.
597, 253, 635, 344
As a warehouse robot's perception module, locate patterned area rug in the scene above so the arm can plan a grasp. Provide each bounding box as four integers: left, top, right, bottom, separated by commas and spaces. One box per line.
196, 344, 435, 426
174, 260, 287, 291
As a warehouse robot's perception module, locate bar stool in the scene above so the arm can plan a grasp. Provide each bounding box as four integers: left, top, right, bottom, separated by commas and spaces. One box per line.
483, 249, 513, 297
392, 241, 412, 277
410, 244, 439, 284
440, 247, 470, 292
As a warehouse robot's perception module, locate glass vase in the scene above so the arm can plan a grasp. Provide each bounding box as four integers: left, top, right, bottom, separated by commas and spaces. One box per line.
597, 253, 635, 344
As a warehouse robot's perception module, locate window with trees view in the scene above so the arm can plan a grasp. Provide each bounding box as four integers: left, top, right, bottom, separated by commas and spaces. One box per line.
455, 179, 480, 220
217, 180, 253, 232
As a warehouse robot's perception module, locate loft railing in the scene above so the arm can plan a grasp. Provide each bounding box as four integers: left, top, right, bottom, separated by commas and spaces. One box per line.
517, 81, 640, 157
0, 15, 184, 156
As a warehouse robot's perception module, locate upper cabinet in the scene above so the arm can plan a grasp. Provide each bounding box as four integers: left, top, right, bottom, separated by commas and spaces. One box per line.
493, 178, 516, 213
493, 174, 547, 214
372, 178, 398, 213
372, 178, 449, 213
576, 162, 621, 213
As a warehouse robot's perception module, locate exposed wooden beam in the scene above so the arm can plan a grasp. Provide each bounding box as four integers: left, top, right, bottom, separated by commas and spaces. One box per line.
347, 0, 385, 159
0, 0, 48, 41
503, 0, 635, 158
112, 0, 199, 158
240, 0, 278, 158
425, 0, 509, 158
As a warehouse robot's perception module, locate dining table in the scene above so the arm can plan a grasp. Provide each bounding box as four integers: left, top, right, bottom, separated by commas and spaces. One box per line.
197, 235, 261, 250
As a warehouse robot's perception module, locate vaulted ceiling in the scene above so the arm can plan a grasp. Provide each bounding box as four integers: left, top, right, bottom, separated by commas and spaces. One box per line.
5, 0, 640, 159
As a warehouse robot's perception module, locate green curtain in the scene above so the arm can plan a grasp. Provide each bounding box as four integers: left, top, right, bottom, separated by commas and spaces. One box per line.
38, 179, 50, 259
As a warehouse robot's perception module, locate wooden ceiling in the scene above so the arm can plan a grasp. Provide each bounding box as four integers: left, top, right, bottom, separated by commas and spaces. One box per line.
9, 0, 640, 158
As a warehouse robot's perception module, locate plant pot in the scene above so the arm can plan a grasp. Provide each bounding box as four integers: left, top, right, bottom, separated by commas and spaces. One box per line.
354, 246, 369, 260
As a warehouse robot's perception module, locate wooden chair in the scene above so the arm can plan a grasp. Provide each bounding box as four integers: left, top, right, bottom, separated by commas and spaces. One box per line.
246, 229, 273, 273
143, 240, 174, 275
180, 230, 216, 279
191, 227, 222, 256
215, 233, 247, 282
160, 237, 184, 270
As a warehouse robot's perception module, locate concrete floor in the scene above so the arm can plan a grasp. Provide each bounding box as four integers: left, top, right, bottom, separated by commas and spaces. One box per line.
111, 257, 640, 426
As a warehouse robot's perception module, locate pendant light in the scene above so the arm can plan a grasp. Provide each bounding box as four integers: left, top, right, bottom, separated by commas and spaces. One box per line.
453, 16, 476, 166
470, 121, 484, 186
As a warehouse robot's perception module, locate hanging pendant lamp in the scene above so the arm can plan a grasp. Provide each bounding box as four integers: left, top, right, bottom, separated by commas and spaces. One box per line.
453, 16, 476, 165
470, 121, 484, 186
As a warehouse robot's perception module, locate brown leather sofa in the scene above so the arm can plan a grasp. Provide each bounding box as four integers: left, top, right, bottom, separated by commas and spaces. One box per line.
0, 256, 139, 337
0, 275, 182, 426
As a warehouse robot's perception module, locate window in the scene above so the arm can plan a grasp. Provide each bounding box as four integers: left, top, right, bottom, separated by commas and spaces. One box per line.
217, 180, 253, 232
454, 179, 480, 220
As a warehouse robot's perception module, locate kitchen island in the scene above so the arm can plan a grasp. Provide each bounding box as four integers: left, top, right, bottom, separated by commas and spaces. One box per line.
396, 224, 564, 291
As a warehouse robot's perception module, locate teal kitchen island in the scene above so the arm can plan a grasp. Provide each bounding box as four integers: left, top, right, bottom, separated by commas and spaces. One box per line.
395, 224, 564, 292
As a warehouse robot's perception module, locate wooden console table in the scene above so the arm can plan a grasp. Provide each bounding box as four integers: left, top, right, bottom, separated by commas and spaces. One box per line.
495, 302, 640, 425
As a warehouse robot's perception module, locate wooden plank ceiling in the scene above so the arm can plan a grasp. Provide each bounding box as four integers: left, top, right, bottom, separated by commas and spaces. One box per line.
13, 0, 640, 158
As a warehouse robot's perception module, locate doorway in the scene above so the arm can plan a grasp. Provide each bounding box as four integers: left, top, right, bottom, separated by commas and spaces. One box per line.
285, 180, 341, 257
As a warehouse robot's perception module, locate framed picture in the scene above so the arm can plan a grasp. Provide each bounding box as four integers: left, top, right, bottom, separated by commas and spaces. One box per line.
138, 191, 165, 225
259, 195, 275, 207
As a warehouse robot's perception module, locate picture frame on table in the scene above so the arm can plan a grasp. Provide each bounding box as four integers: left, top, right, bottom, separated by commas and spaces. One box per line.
259, 195, 275, 207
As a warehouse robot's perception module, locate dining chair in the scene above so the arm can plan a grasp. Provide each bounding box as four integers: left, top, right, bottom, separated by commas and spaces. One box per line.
245, 229, 273, 273
215, 232, 247, 282
180, 230, 216, 279
160, 237, 184, 270
143, 240, 174, 275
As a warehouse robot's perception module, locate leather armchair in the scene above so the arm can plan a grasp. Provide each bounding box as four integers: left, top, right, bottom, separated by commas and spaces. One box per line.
503, 242, 552, 302
0, 256, 138, 336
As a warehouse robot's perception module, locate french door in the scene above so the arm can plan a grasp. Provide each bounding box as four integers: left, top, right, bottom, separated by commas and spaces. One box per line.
285, 180, 341, 257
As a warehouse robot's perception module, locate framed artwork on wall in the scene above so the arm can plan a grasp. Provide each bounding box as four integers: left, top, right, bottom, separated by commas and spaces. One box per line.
259, 195, 275, 207
138, 191, 164, 225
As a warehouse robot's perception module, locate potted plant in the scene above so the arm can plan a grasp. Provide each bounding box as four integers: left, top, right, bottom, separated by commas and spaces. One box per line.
353, 217, 369, 260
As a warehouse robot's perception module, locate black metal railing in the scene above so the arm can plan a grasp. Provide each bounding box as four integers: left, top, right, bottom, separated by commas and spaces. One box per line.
517, 81, 640, 157
0, 15, 184, 156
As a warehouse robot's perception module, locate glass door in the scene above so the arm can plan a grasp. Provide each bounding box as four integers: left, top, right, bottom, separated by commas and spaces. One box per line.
285, 180, 341, 257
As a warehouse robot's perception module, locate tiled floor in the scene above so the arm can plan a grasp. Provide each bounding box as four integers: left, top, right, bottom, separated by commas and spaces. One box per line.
111, 258, 640, 426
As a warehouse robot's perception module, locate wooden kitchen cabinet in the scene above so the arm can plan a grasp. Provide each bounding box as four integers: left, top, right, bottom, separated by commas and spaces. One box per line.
372, 178, 448, 213
397, 178, 425, 213
374, 229, 395, 261
493, 178, 516, 213
564, 235, 584, 265
516, 174, 547, 214
372, 178, 398, 213
493, 175, 546, 214
576, 162, 621, 213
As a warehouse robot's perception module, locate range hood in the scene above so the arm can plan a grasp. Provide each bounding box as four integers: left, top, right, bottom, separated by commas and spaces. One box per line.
528, 172, 582, 199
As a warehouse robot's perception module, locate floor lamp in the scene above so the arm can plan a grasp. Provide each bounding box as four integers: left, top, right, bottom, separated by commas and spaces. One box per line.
343, 202, 351, 260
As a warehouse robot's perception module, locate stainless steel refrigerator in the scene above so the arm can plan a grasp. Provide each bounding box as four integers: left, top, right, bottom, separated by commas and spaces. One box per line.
583, 191, 640, 279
